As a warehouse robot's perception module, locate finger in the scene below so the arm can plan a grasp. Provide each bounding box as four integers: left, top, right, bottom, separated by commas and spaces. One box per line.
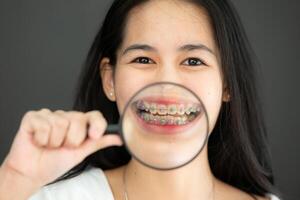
77, 133, 123, 158
63, 112, 87, 148
21, 111, 51, 147
85, 110, 107, 140
47, 111, 70, 148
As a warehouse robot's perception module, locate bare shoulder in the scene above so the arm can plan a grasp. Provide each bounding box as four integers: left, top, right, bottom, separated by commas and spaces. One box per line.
214, 178, 270, 200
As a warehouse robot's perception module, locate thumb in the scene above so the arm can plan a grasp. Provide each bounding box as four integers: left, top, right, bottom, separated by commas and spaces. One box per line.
77, 133, 123, 158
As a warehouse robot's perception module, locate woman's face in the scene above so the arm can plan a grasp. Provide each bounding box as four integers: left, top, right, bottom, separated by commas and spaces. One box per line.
101, 0, 229, 134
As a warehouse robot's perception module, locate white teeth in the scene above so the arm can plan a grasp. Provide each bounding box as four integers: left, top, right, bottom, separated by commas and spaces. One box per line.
159, 116, 167, 125
185, 107, 193, 115
168, 104, 177, 115
174, 116, 185, 125
157, 104, 168, 115
144, 102, 150, 112
185, 103, 192, 115
166, 115, 175, 125
177, 104, 185, 115
137, 100, 201, 116
149, 103, 157, 114
140, 113, 189, 125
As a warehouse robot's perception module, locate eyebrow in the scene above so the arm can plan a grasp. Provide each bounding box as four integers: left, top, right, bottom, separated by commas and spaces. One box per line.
121, 43, 215, 56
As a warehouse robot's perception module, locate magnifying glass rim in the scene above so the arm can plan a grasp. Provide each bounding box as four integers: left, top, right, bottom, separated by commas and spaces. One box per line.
118, 81, 210, 171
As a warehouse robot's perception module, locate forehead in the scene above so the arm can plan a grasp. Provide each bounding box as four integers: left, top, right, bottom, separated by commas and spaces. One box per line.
120, 0, 216, 52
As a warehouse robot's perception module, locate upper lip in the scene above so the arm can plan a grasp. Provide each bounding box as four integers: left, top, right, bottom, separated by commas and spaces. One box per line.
135, 96, 198, 105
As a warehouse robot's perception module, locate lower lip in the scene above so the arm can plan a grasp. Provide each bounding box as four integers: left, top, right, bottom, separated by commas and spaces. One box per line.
133, 110, 203, 135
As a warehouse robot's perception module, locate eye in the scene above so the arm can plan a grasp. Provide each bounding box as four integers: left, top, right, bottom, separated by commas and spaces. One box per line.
131, 57, 155, 64
182, 57, 205, 66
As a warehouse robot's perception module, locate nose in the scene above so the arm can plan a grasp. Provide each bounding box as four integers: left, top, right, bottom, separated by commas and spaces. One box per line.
155, 63, 182, 84
153, 64, 185, 94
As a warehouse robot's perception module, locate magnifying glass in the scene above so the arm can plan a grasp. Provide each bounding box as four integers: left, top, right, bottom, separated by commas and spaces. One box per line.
105, 82, 209, 170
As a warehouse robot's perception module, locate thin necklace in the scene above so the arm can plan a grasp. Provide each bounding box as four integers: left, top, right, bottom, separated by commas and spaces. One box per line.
122, 165, 216, 200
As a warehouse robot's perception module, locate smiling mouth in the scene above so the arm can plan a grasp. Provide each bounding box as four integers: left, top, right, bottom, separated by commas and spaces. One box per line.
131, 98, 202, 126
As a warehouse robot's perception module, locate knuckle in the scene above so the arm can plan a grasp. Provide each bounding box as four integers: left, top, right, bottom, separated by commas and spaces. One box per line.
39, 108, 51, 113
54, 109, 65, 114
68, 110, 81, 115
88, 110, 103, 118
70, 112, 85, 121
23, 110, 35, 119
88, 111, 106, 128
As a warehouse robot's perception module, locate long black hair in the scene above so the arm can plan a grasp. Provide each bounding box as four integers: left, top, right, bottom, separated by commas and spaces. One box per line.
48, 0, 280, 198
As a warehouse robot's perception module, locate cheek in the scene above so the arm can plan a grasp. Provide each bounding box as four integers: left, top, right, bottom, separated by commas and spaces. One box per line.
114, 67, 151, 114
203, 86, 223, 134
185, 72, 223, 134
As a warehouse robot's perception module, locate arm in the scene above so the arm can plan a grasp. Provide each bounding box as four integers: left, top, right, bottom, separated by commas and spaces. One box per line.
0, 165, 40, 200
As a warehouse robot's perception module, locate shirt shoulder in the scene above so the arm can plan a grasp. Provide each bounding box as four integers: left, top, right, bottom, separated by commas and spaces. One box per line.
265, 193, 281, 200
28, 166, 114, 200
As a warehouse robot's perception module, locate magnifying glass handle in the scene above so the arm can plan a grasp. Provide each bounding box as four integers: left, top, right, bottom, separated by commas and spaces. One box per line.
106, 124, 119, 133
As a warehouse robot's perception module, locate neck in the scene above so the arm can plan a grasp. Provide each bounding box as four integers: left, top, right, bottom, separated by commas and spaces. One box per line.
124, 145, 216, 200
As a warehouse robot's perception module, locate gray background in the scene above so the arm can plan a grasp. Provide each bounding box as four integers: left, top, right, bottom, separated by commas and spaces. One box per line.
0, 0, 299, 199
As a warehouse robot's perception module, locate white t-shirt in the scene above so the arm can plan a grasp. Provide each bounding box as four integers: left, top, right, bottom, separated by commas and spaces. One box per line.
29, 166, 281, 200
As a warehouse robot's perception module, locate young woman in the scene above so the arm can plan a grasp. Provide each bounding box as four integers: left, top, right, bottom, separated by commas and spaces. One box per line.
0, 0, 282, 199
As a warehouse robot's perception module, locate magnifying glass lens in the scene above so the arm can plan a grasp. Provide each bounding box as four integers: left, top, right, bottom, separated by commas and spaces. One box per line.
118, 82, 209, 170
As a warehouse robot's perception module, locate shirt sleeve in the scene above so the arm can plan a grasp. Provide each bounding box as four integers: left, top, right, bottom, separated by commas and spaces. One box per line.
27, 167, 114, 200
267, 193, 281, 200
